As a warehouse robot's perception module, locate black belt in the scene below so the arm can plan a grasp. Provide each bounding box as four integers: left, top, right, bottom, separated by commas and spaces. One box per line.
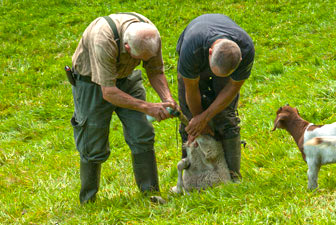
73, 73, 93, 83
72, 69, 127, 84
72, 69, 93, 83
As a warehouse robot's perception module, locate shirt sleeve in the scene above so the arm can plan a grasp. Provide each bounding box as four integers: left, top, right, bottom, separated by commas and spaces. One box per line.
230, 46, 255, 81
177, 45, 202, 79
143, 41, 164, 77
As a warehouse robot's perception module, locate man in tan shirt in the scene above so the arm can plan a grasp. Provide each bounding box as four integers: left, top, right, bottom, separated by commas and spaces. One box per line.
71, 12, 177, 204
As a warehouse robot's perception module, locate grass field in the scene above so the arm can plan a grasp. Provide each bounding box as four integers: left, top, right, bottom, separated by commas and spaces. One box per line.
1, 0, 336, 224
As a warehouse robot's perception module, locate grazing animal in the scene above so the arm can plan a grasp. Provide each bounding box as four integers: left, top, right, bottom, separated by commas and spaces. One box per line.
171, 135, 231, 194
272, 105, 336, 190
305, 136, 336, 147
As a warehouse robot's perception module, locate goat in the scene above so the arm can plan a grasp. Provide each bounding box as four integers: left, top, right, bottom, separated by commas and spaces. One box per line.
171, 135, 231, 194
272, 105, 336, 190
305, 136, 336, 147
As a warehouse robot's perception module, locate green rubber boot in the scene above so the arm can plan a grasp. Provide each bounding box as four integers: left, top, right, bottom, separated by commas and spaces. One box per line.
79, 161, 101, 204
221, 134, 242, 182
131, 150, 160, 193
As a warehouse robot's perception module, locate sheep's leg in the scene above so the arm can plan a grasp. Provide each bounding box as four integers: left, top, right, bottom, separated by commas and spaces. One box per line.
307, 159, 321, 190
171, 158, 190, 194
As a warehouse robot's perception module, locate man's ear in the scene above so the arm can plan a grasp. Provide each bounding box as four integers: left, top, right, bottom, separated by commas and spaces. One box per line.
124, 43, 130, 53
209, 48, 213, 56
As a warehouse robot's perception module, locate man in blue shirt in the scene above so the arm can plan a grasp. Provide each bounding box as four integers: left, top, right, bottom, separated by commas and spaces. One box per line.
177, 14, 254, 182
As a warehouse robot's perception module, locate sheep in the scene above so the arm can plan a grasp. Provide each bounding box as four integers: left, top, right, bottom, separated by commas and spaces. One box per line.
272, 105, 336, 190
171, 135, 231, 194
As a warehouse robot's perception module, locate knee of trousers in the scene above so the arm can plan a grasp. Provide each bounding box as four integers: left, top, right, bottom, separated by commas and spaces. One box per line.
213, 112, 241, 140
72, 116, 111, 164
124, 126, 155, 155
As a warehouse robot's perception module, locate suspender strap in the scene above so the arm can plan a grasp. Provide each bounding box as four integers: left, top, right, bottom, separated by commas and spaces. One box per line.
103, 13, 145, 62
117, 12, 145, 22
103, 15, 120, 57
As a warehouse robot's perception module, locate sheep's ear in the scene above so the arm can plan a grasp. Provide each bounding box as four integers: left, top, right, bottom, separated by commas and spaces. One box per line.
272, 114, 285, 131
193, 140, 199, 148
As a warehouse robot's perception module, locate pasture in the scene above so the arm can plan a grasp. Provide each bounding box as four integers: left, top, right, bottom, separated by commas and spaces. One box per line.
1, 0, 336, 224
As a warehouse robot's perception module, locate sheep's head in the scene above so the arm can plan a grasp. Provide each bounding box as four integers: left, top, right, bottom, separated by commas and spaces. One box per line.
186, 135, 222, 161
272, 105, 300, 131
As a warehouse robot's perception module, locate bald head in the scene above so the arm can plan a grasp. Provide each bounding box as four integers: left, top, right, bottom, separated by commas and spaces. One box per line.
209, 39, 242, 77
123, 22, 160, 59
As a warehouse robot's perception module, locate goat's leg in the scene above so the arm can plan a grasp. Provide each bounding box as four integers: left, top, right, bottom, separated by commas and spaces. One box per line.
307, 159, 321, 190
171, 158, 190, 194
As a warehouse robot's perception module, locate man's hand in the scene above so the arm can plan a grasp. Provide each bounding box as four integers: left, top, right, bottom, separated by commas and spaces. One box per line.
163, 97, 179, 112
187, 125, 213, 144
185, 114, 214, 137
145, 102, 175, 122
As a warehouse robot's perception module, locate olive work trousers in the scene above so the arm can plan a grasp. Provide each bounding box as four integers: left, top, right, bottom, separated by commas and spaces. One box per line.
71, 70, 155, 164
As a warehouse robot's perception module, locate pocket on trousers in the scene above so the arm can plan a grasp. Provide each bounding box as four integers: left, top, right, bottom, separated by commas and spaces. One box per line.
71, 114, 88, 156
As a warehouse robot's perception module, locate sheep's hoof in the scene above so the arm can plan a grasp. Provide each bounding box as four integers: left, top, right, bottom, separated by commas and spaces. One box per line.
170, 186, 183, 194
150, 196, 166, 204
307, 185, 318, 191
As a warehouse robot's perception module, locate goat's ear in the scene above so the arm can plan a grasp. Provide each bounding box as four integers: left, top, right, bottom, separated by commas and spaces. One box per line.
272, 114, 285, 131
295, 107, 299, 114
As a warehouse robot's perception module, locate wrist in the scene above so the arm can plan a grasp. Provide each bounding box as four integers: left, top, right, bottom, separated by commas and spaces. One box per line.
202, 110, 212, 123
142, 102, 152, 114
161, 96, 174, 103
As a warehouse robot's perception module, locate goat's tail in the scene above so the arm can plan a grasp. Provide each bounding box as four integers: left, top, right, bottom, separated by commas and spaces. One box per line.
305, 136, 336, 147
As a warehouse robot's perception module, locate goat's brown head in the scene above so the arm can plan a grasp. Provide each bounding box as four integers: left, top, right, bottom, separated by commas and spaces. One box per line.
272, 105, 300, 131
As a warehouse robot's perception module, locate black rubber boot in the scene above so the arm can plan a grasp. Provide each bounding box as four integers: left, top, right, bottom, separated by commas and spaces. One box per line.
131, 150, 160, 193
79, 161, 101, 204
221, 134, 242, 182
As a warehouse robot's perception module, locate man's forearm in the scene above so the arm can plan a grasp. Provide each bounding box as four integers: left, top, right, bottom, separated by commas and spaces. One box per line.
148, 73, 174, 102
186, 89, 203, 117
101, 86, 148, 113
203, 79, 244, 122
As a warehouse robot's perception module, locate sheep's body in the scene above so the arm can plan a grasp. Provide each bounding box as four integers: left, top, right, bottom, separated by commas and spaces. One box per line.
172, 135, 231, 194
273, 105, 336, 189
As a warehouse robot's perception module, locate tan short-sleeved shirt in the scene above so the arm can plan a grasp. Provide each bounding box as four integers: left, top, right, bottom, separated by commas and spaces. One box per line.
72, 13, 164, 87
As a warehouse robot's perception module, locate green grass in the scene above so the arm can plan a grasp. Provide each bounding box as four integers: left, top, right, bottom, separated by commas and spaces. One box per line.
1, 0, 336, 224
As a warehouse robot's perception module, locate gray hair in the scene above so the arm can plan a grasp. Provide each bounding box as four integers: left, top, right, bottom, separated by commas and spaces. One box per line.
123, 22, 160, 57
210, 39, 242, 75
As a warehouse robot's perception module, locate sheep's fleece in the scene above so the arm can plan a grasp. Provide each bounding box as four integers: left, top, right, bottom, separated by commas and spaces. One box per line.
172, 135, 231, 194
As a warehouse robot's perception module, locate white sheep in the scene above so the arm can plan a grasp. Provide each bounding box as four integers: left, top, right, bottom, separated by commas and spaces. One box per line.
171, 135, 231, 194
272, 105, 336, 190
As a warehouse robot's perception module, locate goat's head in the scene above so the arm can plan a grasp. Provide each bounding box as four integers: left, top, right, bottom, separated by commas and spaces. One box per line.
272, 104, 300, 131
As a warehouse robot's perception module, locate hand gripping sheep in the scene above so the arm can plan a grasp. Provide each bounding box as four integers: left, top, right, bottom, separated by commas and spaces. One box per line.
272, 105, 336, 190
171, 135, 231, 194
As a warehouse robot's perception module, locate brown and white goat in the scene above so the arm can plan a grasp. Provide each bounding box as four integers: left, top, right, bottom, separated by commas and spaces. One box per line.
272, 105, 336, 190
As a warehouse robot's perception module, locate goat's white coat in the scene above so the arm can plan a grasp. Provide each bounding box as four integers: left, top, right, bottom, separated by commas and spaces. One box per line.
303, 122, 336, 189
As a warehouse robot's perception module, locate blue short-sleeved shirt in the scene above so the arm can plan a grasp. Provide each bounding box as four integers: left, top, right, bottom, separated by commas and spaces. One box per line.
177, 14, 255, 81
